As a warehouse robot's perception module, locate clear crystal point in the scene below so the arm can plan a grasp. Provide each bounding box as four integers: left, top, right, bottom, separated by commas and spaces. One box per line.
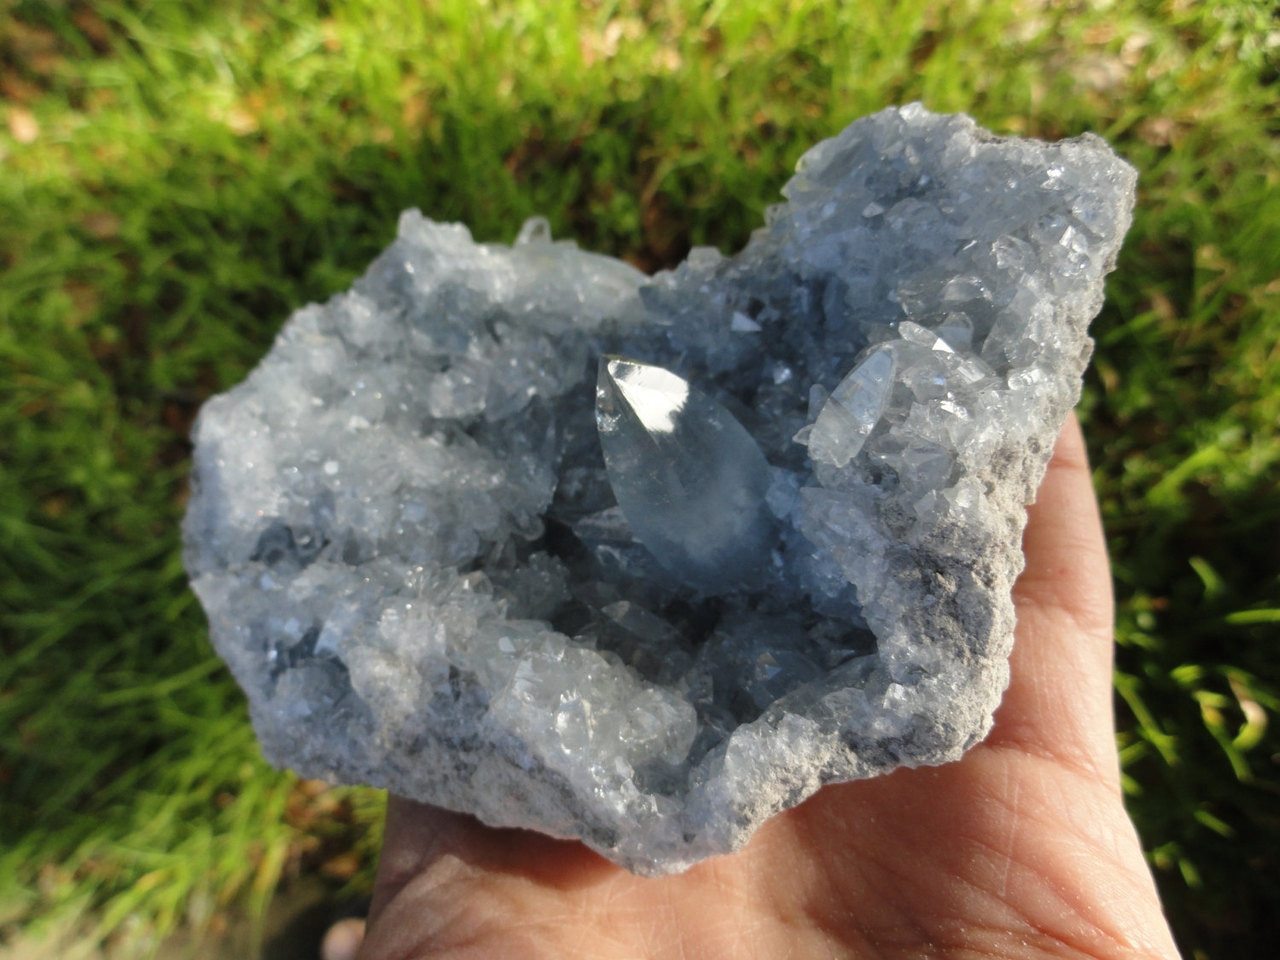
804, 346, 896, 468
596, 356, 774, 594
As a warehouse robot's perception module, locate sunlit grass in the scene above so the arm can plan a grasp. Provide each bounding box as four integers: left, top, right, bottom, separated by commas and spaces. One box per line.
2, 1, 1277, 956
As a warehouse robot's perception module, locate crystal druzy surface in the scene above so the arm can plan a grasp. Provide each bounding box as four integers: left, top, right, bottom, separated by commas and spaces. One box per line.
184, 105, 1136, 874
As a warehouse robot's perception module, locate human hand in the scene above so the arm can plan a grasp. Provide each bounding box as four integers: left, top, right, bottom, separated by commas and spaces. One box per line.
356, 414, 1181, 960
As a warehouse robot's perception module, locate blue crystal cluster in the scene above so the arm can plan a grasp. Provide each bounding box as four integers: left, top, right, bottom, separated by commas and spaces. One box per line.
184, 105, 1136, 873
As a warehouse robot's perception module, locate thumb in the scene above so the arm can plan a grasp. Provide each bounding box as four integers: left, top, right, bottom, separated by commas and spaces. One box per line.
986, 412, 1120, 783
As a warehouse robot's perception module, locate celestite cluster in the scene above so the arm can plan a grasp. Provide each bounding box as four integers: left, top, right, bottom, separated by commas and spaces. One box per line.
184, 105, 1136, 874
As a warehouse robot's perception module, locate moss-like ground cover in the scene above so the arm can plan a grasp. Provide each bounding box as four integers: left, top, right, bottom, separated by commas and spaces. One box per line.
2, 2, 1277, 956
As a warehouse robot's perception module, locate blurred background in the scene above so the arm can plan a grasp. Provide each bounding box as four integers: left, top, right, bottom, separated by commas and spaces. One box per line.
1, 1, 1277, 957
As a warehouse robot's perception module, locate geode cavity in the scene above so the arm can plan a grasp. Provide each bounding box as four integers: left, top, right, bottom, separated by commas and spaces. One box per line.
183, 104, 1137, 874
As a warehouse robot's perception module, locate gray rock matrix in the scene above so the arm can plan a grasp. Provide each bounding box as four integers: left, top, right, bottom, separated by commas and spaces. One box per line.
184, 104, 1136, 874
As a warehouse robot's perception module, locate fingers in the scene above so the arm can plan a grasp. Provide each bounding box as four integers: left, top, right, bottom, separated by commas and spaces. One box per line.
366, 797, 455, 926
321, 918, 366, 960
361, 797, 624, 959
985, 413, 1120, 783
361, 799, 494, 960
367, 797, 615, 925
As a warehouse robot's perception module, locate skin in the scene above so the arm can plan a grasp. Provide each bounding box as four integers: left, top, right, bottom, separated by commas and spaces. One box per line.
356, 415, 1182, 960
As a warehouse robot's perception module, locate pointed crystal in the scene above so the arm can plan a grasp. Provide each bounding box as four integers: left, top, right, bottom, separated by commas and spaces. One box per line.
596, 357, 774, 594
804, 346, 896, 468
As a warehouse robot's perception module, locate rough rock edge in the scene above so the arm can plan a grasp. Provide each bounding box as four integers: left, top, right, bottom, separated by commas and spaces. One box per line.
188, 111, 1137, 875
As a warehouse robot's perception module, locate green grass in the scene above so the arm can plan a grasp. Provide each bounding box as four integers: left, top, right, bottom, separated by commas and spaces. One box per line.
2, 1, 1277, 956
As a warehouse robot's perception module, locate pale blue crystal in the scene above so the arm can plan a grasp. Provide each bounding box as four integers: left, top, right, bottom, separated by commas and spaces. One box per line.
803, 347, 896, 468
183, 105, 1137, 877
596, 357, 774, 594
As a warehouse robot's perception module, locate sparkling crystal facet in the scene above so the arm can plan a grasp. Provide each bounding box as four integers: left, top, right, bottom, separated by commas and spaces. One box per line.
596, 357, 774, 594
804, 346, 895, 468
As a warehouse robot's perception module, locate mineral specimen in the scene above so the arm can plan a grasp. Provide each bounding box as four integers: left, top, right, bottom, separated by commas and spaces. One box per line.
183, 104, 1136, 874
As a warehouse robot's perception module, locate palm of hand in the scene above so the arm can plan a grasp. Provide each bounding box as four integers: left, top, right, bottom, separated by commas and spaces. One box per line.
359, 418, 1180, 960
